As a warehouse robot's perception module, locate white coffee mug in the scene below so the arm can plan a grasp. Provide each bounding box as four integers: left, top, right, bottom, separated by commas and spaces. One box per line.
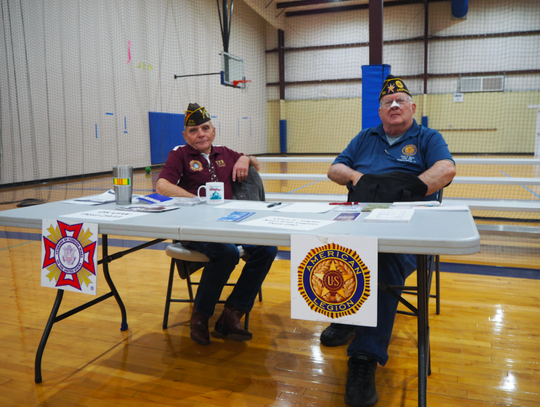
197, 182, 225, 204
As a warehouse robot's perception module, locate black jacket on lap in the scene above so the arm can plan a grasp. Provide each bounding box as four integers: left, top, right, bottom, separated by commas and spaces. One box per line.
347, 171, 428, 203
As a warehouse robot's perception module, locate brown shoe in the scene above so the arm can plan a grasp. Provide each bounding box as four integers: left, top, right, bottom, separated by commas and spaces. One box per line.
190, 309, 210, 345
212, 304, 252, 341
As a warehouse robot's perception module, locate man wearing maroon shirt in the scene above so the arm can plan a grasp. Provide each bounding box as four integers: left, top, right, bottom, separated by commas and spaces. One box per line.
157, 103, 277, 345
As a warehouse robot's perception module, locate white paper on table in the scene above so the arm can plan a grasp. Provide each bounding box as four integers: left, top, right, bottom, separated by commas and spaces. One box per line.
273, 202, 334, 213
60, 209, 147, 221
241, 216, 334, 231
413, 204, 470, 211
63, 190, 116, 205
217, 201, 278, 211
391, 200, 440, 207
392, 204, 470, 211
364, 208, 415, 222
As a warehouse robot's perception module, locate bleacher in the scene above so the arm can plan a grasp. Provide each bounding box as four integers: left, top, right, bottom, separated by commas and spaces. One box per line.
258, 156, 540, 237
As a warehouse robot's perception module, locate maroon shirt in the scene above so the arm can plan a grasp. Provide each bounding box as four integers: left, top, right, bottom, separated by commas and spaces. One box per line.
158, 144, 243, 199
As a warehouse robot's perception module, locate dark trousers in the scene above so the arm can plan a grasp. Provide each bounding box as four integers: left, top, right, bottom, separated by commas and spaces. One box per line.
185, 242, 278, 317
347, 253, 417, 366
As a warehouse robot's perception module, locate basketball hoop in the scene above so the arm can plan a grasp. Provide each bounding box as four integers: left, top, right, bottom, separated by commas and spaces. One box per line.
233, 79, 251, 88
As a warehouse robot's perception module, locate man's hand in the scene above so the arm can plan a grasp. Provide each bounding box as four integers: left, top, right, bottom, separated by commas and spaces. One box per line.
327, 163, 363, 186
232, 155, 251, 182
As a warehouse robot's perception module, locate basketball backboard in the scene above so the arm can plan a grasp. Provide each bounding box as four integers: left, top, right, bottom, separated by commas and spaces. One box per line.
220, 52, 247, 88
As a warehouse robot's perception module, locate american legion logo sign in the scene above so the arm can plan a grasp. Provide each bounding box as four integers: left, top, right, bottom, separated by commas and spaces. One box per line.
41, 219, 98, 295
291, 235, 378, 326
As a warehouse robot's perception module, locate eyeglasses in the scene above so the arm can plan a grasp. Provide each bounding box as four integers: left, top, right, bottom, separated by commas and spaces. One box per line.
380, 97, 411, 109
208, 162, 218, 182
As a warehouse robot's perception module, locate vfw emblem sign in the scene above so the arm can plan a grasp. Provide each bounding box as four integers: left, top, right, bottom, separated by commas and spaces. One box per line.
291, 235, 378, 326
41, 219, 98, 295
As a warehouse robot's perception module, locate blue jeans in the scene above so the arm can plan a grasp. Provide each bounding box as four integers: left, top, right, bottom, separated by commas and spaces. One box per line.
347, 252, 417, 366
185, 242, 278, 318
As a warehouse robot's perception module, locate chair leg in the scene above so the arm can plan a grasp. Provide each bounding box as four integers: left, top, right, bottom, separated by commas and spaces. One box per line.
164, 257, 261, 332
435, 255, 441, 315
184, 262, 195, 301
163, 258, 176, 329
249, 285, 263, 329
244, 312, 250, 330
428, 325, 432, 376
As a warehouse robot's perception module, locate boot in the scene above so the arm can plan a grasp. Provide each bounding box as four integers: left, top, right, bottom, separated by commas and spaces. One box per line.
212, 304, 252, 341
190, 309, 210, 345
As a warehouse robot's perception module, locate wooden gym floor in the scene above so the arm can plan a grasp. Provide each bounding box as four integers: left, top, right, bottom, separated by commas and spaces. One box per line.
1, 167, 539, 406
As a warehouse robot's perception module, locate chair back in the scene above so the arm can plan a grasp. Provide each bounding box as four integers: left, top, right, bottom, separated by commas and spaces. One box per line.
437, 187, 444, 203
232, 166, 265, 201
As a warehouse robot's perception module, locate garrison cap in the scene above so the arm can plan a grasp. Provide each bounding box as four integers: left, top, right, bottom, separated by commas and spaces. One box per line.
185, 103, 211, 127
379, 75, 411, 100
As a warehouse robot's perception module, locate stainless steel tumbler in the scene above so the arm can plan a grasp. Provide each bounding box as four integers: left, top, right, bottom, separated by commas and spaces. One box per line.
112, 165, 133, 205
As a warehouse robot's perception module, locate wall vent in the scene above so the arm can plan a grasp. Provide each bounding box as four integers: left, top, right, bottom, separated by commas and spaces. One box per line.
460, 75, 504, 93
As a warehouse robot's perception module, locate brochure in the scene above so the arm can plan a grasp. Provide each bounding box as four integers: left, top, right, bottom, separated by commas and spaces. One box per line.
118, 204, 180, 213
362, 203, 392, 212
331, 203, 366, 212
217, 211, 255, 222
138, 193, 174, 204
333, 212, 361, 221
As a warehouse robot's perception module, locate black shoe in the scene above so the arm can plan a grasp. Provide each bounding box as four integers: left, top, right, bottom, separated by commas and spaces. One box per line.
345, 351, 378, 407
320, 323, 355, 347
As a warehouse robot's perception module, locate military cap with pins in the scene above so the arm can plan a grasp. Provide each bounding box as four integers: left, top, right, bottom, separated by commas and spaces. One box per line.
379, 75, 412, 100
184, 103, 211, 127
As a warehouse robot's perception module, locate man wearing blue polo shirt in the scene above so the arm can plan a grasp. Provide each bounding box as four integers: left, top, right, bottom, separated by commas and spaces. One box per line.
324, 76, 456, 407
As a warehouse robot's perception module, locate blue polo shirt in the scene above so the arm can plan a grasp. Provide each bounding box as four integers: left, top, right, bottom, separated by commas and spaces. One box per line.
333, 120, 454, 200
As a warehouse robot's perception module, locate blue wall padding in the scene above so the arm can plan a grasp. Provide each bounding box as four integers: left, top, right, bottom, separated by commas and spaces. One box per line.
361, 64, 391, 129
279, 119, 287, 153
422, 116, 428, 127
149, 112, 185, 165
451, 0, 469, 18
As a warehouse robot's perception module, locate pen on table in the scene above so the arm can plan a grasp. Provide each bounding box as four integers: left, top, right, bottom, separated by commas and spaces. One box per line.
329, 202, 360, 205
267, 202, 282, 208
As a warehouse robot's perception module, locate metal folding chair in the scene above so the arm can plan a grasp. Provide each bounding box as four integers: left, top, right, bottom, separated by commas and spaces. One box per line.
162, 166, 266, 330
162, 242, 261, 330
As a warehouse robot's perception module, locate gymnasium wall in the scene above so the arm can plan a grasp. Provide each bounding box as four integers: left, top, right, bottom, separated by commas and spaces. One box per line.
0, 0, 268, 185
268, 91, 539, 155
1, 0, 539, 186
265, 0, 540, 155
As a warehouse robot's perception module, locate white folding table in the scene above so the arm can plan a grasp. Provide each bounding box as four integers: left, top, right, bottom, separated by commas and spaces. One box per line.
0, 200, 480, 407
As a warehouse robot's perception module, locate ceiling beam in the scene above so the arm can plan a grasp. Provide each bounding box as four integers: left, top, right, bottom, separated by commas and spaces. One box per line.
278, 0, 448, 17
243, 0, 288, 30
276, 0, 354, 8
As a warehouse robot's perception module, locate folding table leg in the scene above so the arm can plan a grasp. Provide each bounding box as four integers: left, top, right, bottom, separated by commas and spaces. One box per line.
34, 234, 163, 382
34, 289, 64, 383
416, 254, 430, 407
101, 234, 128, 331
